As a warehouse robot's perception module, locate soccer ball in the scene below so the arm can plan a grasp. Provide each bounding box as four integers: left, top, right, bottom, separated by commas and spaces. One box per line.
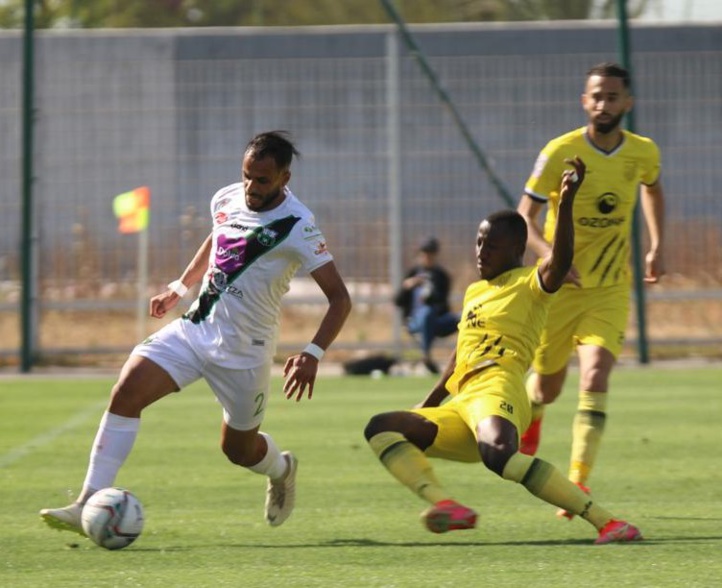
81, 487, 145, 550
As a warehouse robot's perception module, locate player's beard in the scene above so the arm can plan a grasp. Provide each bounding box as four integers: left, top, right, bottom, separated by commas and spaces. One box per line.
246, 187, 283, 212
592, 111, 625, 134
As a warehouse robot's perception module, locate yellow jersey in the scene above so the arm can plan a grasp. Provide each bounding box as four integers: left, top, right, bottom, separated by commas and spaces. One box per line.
447, 267, 552, 394
524, 127, 660, 288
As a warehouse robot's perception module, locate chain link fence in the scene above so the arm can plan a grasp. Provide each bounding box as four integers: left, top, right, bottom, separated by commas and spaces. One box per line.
1, 22, 720, 366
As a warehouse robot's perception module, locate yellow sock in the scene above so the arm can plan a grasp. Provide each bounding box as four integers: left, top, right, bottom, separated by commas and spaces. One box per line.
502, 452, 614, 530
530, 402, 545, 422
368, 432, 451, 505
525, 373, 546, 422
569, 391, 607, 485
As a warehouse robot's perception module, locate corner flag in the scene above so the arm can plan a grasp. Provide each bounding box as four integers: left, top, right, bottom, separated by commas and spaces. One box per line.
113, 186, 150, 233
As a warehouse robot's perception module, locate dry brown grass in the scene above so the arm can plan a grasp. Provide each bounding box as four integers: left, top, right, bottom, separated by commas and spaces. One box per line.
1, 290, 721, 369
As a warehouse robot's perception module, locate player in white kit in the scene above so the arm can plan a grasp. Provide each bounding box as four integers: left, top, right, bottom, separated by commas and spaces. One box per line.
40, 131, 352, 534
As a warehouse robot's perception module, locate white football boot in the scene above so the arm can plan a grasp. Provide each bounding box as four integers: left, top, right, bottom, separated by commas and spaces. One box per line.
264, 451, 298, 527
40, 503, 85, 536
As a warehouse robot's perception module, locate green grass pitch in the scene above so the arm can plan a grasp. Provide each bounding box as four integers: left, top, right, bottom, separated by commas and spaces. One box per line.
1, 365, 721, 587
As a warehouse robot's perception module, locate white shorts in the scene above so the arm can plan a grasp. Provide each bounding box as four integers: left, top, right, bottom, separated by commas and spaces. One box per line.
131, 320, 271, 431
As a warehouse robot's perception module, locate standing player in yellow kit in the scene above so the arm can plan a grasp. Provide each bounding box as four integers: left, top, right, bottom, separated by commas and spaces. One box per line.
517, 62, 665, 518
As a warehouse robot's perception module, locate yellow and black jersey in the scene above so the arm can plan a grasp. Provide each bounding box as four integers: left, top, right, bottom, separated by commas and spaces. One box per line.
447, 267, 552, 394
525, 127, 660, 288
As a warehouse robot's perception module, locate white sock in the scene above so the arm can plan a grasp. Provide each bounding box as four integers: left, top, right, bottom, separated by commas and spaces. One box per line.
80, 411, 140, 500
247, 432, 287, 480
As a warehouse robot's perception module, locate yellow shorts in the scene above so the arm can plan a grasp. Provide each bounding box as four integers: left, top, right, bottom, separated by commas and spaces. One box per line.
411, 365, 530, 463
532, 282, 630, 375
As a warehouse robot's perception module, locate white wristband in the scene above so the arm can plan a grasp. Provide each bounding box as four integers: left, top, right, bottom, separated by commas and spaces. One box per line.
167, 280, 188, 297
303, 343, 325, 361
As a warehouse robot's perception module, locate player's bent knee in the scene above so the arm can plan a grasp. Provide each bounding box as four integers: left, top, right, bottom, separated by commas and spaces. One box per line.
108, 359, 178, 417
477, 415, 518, 472
107, 383, 152, 417
220, 425, 261, 467
364, 412, 401, 440
479, 442, 516, 478
364, 411, 436, 450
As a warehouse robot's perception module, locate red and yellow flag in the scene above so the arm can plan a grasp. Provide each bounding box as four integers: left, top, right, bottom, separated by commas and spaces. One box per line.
113, 186, 150, 234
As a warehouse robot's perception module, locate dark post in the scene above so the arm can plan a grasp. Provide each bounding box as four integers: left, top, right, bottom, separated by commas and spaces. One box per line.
616, 0, 649, 364
21, 0, 36, 372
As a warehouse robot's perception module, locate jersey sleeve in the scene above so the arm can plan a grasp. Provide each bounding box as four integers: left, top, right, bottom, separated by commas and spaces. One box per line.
640, 140, 662, 186
524, 143, 565, 202
294, 216, 334, 273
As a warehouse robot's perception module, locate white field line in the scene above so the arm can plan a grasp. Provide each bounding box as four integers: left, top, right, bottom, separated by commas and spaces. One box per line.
0, 400, 106, 468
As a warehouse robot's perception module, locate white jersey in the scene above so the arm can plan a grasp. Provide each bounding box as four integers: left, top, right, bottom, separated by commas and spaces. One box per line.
179, 185, 333, 368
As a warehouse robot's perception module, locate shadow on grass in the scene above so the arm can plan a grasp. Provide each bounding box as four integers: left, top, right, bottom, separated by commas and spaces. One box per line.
92, 533, 722, 553
328, 535, 722, 547
112, 537, 615, 552
324, 537, 592, 547
649, 515, 722, 521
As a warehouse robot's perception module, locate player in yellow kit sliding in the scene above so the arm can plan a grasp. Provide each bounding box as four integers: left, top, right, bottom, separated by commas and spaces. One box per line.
517, 63, 665, 518
364, 157, 642, 544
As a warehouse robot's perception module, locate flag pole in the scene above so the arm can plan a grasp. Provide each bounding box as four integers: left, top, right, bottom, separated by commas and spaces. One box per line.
113, 186, 150, 342
136, 225, 149, 342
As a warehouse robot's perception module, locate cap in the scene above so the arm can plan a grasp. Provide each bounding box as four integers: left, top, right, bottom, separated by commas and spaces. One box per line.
419, 237, 439, 254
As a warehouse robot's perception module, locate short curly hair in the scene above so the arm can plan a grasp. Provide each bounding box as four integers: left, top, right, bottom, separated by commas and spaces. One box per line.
586, 62, 631, 89
244, 130, 301, 169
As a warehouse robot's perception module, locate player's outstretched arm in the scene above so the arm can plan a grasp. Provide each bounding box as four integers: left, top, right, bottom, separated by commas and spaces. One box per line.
282, 261, 352, 402
538, 157, 585, 293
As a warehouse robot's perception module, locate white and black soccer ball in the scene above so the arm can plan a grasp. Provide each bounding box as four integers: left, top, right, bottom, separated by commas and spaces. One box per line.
81, 487, 144, 550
